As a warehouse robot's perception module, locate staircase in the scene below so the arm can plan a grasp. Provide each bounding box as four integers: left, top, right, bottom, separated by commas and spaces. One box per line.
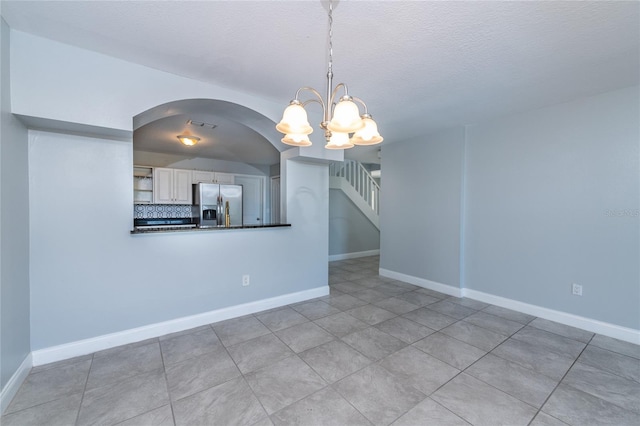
329, 160, 380, 230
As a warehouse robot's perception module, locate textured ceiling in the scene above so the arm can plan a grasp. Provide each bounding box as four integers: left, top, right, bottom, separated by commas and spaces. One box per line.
2, 0, 639, 165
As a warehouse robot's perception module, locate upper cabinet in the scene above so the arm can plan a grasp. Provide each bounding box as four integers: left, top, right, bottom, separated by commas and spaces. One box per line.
192, 171, 235, 184
153, 168, 192, 204
214, 172, 235, 184
134, 167, 239, 205
192, 170, 215, 184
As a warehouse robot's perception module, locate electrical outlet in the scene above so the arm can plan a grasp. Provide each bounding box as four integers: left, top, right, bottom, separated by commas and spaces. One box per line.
572, 283, 582, 296
242, 275, 250, 286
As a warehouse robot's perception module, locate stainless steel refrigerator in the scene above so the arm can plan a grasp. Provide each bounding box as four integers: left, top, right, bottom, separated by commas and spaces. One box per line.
193, 183, 243, 227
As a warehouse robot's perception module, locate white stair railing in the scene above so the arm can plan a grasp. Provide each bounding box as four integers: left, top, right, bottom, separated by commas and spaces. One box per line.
329, 160, 380, 216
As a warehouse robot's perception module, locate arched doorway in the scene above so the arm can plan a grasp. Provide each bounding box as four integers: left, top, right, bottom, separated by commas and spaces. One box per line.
132, 99, 285, 224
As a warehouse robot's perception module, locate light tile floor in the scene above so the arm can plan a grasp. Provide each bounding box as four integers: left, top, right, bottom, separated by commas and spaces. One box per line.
3, 256, 640, 425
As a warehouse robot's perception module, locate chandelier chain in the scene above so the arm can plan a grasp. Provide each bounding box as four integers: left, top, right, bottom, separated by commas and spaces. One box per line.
328, 0, 333, 75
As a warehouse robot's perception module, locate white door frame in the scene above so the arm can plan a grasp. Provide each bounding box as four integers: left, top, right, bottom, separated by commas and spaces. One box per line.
270, 175, 281, 224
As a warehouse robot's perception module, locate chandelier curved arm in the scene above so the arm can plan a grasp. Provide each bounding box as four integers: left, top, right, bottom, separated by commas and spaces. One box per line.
329, 82, 349, 107
351, 96, 369, 115
295, 86, 325, 107
294, 86, 327, 119
301, 98, 324, 109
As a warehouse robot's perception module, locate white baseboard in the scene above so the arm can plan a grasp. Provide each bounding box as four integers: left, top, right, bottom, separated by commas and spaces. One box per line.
1, 353, 32, 414
379, 268, 640, 345
31, 286, 329, 366
463, 289, 640, 345
329, 250, 380, 262
379, 268, 463, 297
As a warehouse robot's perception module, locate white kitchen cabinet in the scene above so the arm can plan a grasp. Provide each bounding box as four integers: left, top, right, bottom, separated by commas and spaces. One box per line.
192, 170, 215, 183
173, 169, 193, 203
214, 172, 235, 184
153, 167, 192, 204
153, 168, 174, 204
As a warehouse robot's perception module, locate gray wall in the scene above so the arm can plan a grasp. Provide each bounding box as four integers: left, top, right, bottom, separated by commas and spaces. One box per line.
464, 86, 639, 329
0, 18, 30, 390
380, 86, 639, 330
5, 28, 331, 352
380, 127, 465, 288
329, 189, 380, 256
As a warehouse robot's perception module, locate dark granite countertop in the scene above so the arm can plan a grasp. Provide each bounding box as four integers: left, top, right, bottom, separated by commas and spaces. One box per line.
130, 223, 291, 234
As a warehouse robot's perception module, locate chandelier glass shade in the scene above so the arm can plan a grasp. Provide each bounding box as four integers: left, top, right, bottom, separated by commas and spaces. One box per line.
276, 0, 383, 149
325, 130, 353, 150
350, 114, 384, 145
275, 101, 313, 135
281, 132, 312, 147
327, 96, 365, 134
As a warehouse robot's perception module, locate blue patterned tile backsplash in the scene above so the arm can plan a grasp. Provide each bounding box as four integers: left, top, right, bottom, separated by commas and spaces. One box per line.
134, 204, 194, 219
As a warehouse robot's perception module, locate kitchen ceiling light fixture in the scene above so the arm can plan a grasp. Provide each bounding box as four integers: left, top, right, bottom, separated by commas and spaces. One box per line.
177, 135, 200, 146
276, 0, 383, 149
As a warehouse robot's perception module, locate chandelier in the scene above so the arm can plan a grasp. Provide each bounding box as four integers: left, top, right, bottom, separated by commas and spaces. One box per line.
276, 0, 383, 150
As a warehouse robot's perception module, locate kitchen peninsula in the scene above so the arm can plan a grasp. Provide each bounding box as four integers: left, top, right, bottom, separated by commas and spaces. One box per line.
132, 165, 288, 233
